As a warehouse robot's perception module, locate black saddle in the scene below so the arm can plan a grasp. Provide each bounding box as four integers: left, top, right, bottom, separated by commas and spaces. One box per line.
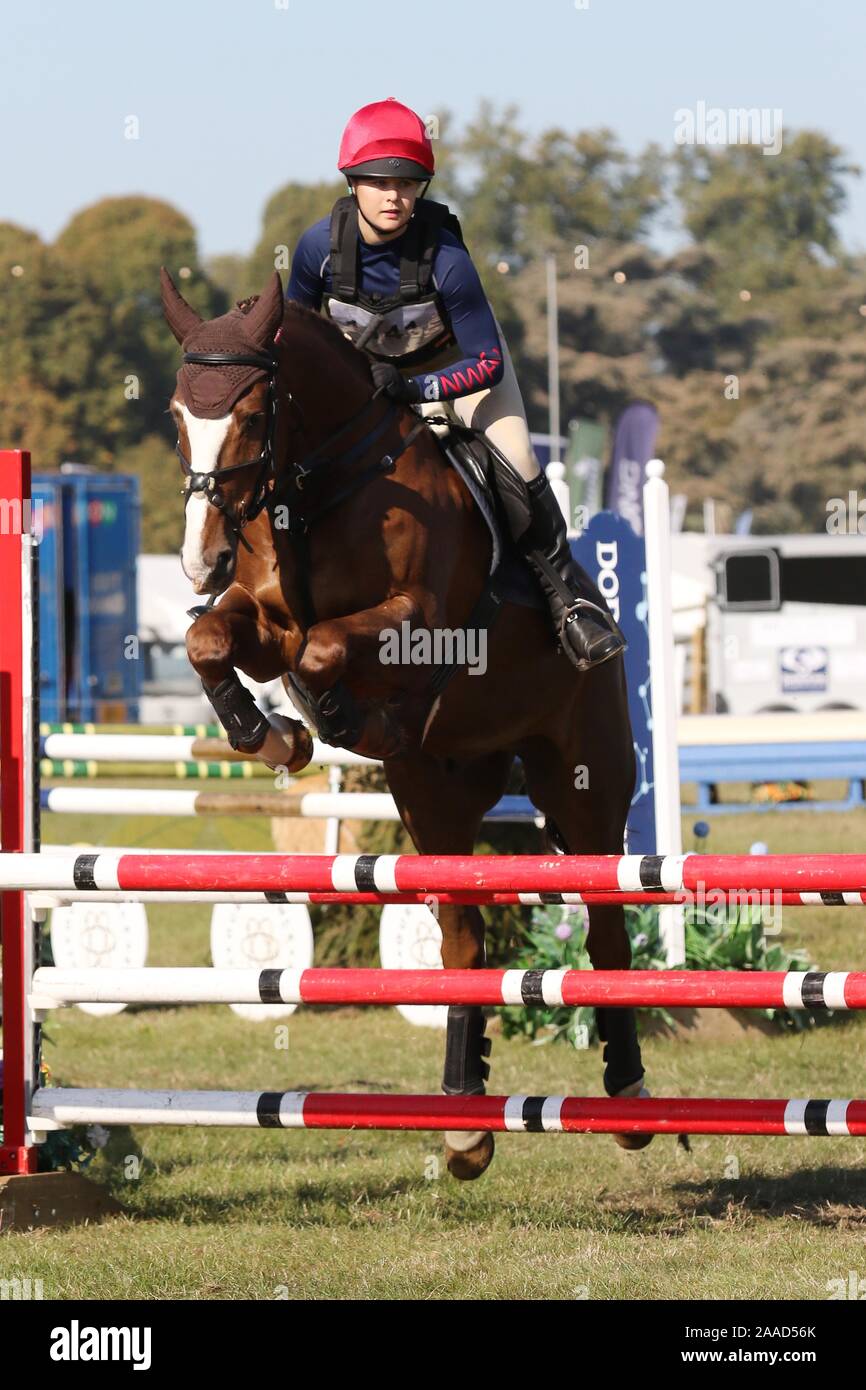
416, 411, 544, 612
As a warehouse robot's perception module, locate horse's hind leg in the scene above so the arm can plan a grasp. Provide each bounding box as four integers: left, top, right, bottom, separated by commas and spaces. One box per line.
516, 664, 653, 1150
385, 749, 513, 1180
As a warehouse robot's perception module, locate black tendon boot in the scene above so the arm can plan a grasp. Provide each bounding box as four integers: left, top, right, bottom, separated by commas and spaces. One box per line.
522, 472, 626, 672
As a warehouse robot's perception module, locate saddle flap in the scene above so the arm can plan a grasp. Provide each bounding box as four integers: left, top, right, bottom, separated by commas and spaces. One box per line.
417, 410, 544, 612
408, 405, 500, 575
442, 433, 502, 577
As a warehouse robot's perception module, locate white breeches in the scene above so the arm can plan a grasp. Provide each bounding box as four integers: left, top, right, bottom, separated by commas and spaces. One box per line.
414, 316, 541, 482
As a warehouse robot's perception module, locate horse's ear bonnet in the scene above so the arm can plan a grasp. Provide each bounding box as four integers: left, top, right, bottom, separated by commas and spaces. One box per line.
160, 268, 284, 419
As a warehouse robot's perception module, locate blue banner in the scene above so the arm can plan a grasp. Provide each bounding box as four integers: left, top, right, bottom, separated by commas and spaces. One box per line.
572, 511, 655, 855
603, 402, 659, 536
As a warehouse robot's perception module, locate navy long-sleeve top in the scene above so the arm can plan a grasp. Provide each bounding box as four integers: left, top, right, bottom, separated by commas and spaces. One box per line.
286, 214, 504, 401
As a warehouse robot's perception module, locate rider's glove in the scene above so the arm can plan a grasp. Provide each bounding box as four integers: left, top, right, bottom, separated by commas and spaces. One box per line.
370, 361, 422, 404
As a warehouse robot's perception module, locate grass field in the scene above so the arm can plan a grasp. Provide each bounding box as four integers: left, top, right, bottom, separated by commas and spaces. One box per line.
2, 791, 865, 1300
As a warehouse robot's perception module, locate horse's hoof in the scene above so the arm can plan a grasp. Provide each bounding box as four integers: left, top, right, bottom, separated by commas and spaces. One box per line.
611, 1079, 655, 1151
259, 719, 314, 774
445, 1130, 495, 1180
289, 724, 315, 772
362, 706, 409, 760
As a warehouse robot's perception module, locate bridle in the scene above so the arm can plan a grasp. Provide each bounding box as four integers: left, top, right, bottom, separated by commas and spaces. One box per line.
176, 346, 423, 551
177, 349, 279, 550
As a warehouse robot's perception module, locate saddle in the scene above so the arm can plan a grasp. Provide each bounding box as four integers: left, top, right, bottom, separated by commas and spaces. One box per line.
413, 406, 544, 610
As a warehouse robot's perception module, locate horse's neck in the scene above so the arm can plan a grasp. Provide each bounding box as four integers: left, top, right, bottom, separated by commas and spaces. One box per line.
277, 326, 369, 453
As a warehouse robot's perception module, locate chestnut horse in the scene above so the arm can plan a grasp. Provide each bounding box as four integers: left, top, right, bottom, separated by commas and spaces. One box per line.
161, 268, 649, 1178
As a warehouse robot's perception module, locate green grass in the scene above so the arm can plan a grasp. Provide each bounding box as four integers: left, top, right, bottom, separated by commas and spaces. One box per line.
2, 798, 864, 1300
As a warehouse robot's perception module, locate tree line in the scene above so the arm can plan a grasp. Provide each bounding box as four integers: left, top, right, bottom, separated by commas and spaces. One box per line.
1, 103, 863, 548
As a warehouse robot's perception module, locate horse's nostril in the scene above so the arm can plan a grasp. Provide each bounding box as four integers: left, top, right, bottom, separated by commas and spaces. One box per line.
203, 546, 233, 577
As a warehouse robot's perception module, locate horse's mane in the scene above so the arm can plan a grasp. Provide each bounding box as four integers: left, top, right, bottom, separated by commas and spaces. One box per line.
237, 293, 370, 385
282, 301, 373, 383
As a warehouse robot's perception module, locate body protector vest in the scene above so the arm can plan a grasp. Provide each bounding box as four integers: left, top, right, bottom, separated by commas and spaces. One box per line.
326, 196, 466, 368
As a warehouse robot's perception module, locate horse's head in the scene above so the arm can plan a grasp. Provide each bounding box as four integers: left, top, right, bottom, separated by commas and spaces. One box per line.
161, 268, 285, 594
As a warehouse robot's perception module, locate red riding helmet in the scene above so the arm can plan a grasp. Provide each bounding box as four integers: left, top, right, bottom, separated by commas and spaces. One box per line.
338, 97, 435, 180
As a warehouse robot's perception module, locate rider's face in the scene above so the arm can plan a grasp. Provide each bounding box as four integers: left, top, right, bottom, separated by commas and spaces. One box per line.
352, 177, 422, 237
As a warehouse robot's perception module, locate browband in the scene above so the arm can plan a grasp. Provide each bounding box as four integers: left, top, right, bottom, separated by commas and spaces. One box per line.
182, 350, 278, 372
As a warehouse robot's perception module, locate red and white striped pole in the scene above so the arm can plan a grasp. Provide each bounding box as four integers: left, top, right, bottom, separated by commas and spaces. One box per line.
28, 966, 866, 1010
26, 886, 866, 908
6, 849, 866, 894
28, 1088, 866, 1137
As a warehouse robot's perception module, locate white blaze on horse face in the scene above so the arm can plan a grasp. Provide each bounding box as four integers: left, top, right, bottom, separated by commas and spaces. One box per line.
177, 403, 233, 589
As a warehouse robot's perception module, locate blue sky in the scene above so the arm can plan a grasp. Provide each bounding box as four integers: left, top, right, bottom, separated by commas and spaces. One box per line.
3, 0, 864, 259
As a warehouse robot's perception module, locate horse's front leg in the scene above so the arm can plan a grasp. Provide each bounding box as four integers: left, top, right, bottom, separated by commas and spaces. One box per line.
296, 594, 427, 758
185, 588, 313, 772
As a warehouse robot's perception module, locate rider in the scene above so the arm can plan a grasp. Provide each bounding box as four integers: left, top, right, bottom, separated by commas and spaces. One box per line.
286, 97, 624, 671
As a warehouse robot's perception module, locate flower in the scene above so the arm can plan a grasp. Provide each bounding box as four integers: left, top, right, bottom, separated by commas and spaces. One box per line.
85, 1124, 111, 1150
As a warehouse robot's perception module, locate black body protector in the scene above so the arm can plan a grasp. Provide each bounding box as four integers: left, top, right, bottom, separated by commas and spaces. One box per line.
326, 195, 465, 365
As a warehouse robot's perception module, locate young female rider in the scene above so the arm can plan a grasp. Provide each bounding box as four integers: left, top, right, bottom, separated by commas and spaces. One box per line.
286, 97, 624, 671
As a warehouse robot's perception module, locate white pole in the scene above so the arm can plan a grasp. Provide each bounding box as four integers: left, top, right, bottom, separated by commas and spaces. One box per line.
324, 764, 342, 855
31, 966, 306, 1007
545, 252, 560, 447
643, 459, 685, 965
39, 788, 536, 822
41, 732, 376, 767
546, 461, 574, 533
30, 1088, 280, 1129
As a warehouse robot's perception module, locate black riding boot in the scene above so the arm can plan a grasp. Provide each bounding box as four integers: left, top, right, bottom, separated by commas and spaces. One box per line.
520, 472, 626, 672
